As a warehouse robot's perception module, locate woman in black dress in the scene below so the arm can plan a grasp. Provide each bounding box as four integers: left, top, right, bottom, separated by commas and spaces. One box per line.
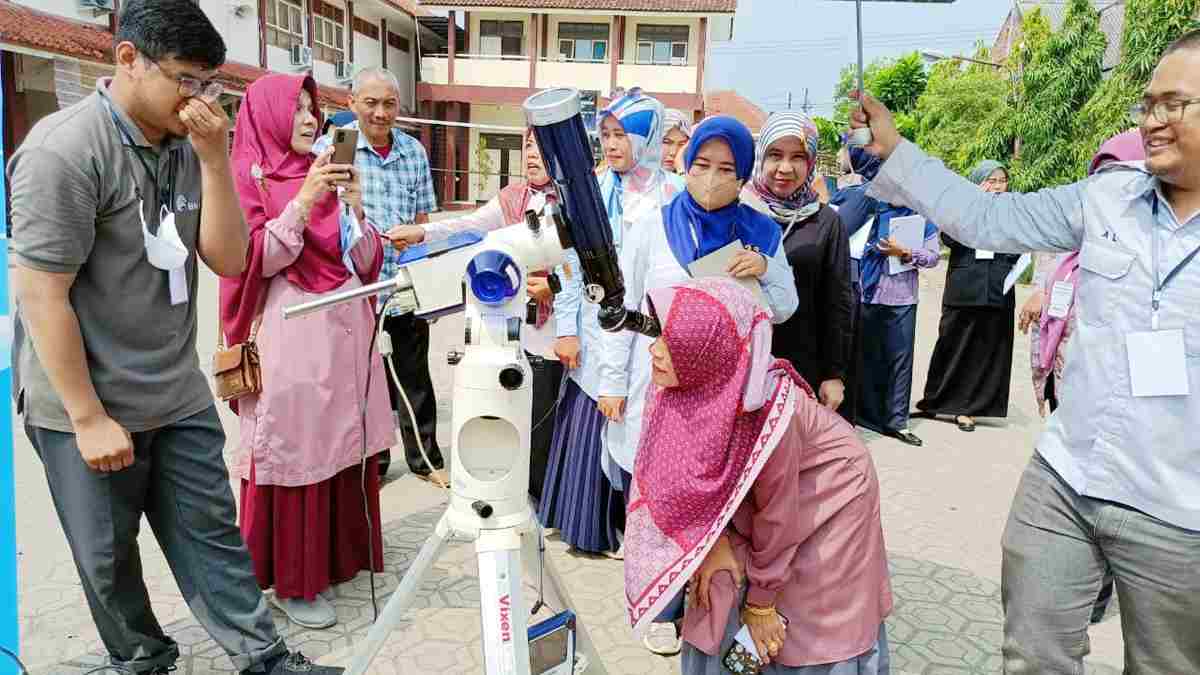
742, 112, 855, 421
915, 160, 1019, 432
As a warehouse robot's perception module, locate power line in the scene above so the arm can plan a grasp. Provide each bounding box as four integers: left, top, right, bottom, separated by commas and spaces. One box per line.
710, 23, 1003, 50
711, 31, 997, 56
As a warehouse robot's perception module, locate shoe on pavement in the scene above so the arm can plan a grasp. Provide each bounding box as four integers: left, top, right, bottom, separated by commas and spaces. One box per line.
249, 652, 344, 675
891, 429, 924, 447
415, 468, 450, 488
642, 622, 682, 656
271, 594, 337, 629
601, 548, 624, 561
956, 416, 976, 433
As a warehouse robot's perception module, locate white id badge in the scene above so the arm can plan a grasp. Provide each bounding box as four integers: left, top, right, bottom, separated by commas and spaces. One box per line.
1126, 329, 1189, 397
975, 249, 995, 260
1047, 281, 1073, 319
169, 267, 188, 305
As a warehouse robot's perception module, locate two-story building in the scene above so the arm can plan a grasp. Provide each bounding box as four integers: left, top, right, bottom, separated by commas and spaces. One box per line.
409, 0, 736, 206
0, 0, 432, 151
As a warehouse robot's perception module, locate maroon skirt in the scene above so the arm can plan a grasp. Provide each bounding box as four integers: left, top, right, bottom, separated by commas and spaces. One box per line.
240, 457, 384, 601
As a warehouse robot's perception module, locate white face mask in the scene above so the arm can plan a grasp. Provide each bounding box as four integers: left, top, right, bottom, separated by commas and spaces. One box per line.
686, 167, 742, 211
140, 197, 190, 305
142, 203, 188, 271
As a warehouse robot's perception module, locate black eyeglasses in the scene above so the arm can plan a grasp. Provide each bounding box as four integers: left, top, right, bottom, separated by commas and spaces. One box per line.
145, 56, 223, 102
1129, 97, 1200, 125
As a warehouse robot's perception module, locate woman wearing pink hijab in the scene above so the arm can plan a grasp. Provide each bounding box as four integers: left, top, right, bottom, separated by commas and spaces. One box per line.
220, 74, 392, 630
623, 278, 892, 673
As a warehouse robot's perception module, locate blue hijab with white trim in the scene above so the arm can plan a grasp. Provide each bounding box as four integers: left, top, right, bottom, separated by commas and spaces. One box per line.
597, 88, 667, 229
662, 116, 783, 267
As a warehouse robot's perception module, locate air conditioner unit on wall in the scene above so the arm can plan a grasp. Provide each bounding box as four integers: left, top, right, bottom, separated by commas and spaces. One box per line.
291, 44, 313, 69
335, 60, 355, 82
78, 0, 115, 14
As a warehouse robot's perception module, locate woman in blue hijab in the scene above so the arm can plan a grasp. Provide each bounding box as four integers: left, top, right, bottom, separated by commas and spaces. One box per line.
598, 115, 799, 656
833, 146, 939, 447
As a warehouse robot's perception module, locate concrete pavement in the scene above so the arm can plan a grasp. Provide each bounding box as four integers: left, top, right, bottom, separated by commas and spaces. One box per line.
11, 254, 1127, 674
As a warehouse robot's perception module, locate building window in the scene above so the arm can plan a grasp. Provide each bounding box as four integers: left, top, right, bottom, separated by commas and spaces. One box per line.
311, 1, 346, 63
265, 0, 305, 52
479, 20, 523, 58
635, 24, 689, 65
353, 16, 380, 42
388, 32, 410, 53
557, 22, 608, 62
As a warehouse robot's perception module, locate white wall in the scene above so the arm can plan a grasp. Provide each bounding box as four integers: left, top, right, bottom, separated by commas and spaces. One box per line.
466, 104, 526, 203
21, 0, 108, 25
385, 18, 417, 113
708, 15, 734, 44
355, 36, 383, 71
197, 0, 261, 67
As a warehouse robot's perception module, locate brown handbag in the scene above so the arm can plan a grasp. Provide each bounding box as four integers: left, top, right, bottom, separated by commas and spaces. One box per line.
213, 317, 263, 402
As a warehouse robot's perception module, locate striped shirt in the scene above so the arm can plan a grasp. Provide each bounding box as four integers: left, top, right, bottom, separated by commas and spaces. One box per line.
314, 121, 437, 314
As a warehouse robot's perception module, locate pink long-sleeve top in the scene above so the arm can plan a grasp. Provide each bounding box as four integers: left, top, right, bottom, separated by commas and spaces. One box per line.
234, 200, 396, 487
681, 397, 893, 666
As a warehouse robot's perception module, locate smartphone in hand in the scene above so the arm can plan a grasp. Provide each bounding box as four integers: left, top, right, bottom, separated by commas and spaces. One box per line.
331, 128, 358, 165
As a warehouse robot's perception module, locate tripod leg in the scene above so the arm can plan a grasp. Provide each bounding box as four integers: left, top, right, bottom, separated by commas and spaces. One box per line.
347, 513, 452, 675
476, 528, 531, 675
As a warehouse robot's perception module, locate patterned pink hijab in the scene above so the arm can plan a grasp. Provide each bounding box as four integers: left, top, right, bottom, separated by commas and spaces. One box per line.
624, 278, 811, 635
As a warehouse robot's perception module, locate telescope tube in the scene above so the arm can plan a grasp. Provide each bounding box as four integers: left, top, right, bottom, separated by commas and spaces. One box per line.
523, 88, 661, 338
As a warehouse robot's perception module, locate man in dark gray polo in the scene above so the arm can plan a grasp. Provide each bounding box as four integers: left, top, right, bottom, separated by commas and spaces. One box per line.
6, 2, 341, 673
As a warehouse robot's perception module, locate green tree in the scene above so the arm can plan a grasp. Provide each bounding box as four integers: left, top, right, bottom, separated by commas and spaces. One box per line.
833, 53, 928, 141
913, 47, 1010, 173
812, 116, 843, 156
1072, 0, 1200, 168
872, 53, 929, 113
833, 59, 886, 123
961, 7, 1053, 170
1006, 0, 1107, 190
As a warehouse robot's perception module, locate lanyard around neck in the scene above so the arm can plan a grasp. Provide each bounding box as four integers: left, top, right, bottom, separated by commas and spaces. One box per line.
1150, 196, 1200, 329
108, 104, 174, 210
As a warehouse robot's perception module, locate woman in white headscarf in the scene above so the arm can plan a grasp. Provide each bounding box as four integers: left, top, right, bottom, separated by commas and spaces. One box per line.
538, 88, 684, 556
662, 108, 692, 175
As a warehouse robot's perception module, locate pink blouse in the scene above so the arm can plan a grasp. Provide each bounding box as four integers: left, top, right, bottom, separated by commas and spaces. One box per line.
681, 399, 893, 666
234, 200, 395, 487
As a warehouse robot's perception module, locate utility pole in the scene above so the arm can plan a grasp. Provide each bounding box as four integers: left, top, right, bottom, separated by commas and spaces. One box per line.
787, 92, 792, 109
801, 87, 813, 114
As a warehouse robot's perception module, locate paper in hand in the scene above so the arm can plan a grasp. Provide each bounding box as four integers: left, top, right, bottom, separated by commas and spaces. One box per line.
849, 218, 873, 261
687, 239, 771, 310
887, 215, 926, 275
1003, 253, 1032, 295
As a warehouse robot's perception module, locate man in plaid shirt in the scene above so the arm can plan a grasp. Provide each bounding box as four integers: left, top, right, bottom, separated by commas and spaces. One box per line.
317, 68, 447, 486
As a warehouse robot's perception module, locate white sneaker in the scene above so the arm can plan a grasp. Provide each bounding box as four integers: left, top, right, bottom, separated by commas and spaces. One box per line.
642, 622, 682, 656
272, 594, 337, 629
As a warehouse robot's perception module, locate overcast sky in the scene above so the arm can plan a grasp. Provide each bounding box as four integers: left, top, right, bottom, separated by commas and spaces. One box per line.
706, 0, 1015, 118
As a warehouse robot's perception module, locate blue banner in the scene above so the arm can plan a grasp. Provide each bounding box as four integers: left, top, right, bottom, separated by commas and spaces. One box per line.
0, 53, 19, 675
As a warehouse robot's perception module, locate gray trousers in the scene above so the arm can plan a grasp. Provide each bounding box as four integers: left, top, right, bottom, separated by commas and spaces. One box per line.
1001, 452, 1200, 674
27, 406, 285, 673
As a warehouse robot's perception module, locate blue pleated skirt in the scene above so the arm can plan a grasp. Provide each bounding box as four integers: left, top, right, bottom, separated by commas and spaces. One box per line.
536, 379, 625, 553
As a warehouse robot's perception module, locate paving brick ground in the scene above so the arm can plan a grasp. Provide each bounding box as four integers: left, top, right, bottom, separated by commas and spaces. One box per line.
13, 256, 1127, 674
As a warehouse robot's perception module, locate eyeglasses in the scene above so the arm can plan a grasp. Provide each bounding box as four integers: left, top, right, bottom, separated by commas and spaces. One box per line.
145, 56, 223, 102
1129, 98, 1200, 125
983, 177, 1009, 187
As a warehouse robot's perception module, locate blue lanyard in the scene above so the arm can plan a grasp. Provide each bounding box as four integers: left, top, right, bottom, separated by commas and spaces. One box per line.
1150, 196, 1200, 329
